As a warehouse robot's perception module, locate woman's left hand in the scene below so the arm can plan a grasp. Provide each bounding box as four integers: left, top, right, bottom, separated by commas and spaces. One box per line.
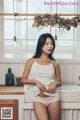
48, 82, 57, 93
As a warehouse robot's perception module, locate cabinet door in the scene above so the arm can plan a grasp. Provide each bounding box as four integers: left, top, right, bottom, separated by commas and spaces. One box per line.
0, 100, 18, 120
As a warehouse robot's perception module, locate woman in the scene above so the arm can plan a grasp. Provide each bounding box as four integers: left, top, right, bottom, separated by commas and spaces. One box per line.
21, 33, 61, 120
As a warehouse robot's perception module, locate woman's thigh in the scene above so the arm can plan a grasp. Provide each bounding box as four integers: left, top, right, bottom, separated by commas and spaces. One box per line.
48, 100, 61, 120
33, 102, 49, 120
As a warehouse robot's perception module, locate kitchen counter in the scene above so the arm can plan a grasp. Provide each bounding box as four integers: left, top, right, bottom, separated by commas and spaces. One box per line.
0, 85, 24, 120
0, 85, 24, 94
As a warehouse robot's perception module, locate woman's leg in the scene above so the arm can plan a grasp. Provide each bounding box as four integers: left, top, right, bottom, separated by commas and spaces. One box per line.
33, 102, 49, 120
48, 100, 61, 120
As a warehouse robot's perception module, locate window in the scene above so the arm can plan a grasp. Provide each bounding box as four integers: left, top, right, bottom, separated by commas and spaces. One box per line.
0, 0, 80, 59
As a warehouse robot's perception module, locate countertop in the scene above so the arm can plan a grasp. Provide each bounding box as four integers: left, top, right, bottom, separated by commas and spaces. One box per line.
1, 84, 80, 95
0, 85, 24, 94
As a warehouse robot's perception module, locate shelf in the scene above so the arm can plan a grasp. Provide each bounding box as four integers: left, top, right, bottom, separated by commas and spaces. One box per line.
0, 86, 24, 94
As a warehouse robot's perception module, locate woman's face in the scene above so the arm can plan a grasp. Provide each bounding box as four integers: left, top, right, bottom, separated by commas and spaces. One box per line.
42, 38, 54, 54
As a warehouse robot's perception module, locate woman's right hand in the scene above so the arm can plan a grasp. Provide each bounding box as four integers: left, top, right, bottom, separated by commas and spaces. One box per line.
36, 81, 47, 92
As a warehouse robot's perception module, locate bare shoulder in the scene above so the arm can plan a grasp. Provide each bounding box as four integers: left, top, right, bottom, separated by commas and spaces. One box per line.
51, 60, 60, 69
26, 58, 35, 63
25, 58, 35, 66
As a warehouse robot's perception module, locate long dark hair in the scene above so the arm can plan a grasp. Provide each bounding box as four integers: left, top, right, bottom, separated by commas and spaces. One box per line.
33, 33, 55, 60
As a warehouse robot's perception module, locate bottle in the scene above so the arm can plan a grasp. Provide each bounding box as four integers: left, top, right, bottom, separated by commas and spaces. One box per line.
5, 68, 14, 86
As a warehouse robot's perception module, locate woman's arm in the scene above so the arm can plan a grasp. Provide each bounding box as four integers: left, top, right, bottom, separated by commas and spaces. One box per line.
48, 61, 62, 93
21, 58, 37, 84
53, 62, 62, 87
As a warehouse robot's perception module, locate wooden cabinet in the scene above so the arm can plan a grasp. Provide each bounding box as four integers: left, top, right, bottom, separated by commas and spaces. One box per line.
0, 100, 18, 120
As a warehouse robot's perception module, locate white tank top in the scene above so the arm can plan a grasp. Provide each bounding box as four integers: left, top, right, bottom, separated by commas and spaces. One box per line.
26, 59, 59, 96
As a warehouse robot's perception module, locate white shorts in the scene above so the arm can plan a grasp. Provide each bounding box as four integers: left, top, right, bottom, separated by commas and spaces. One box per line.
33, 95, 60, 106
